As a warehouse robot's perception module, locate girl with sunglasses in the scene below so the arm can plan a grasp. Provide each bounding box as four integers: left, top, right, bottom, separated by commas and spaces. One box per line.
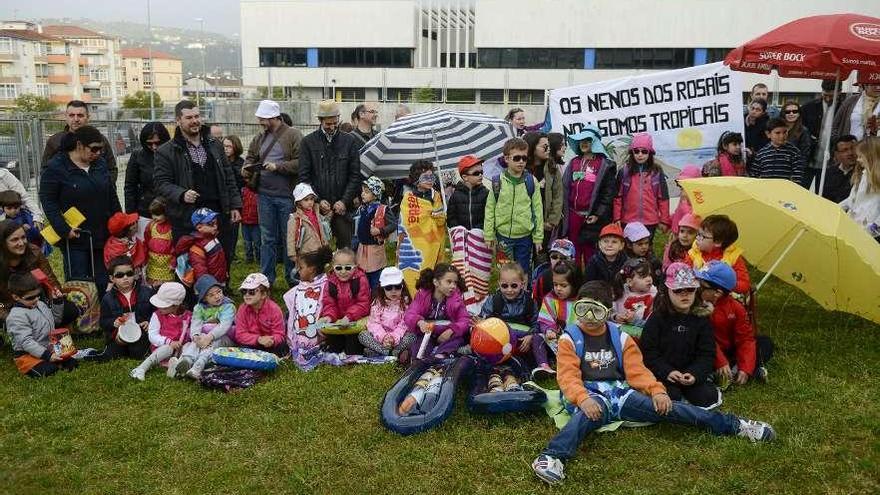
358, 267, 415, 361
612, 132, 670, 250
639, 263, 719, 408
524, 132, 563, 251
96, 255, 154, 361
402, 264, 470, 362
317, 248, 371, 355
781, 100, 814, 185
234, 272, 288, 357
477, 262, 550, 377
398, 160, 446, 292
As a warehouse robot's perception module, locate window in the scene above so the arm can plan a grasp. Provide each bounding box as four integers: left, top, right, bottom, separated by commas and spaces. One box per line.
478, 48, 583, 69
594, 48, 694, 69
508, 89, 544, 105
706, 48, 732, 64
480, 89, 504, 104
333, 87, 365, 102
89, 68, 109, 81
319, 48, 412, 68
446, 88, 475, 103
0, 38, 11, 54
259, 48, 307, 67
440, 53, 477, 68
0, 84, 18, 99
35, 64, 49, 77
100, 86, 110, 98
386, 87, 412, 102
35, 84, 49, 97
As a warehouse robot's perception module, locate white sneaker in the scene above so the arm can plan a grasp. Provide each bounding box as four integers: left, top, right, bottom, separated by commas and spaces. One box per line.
166, 357, 179, 378
185, 368, 201, 381
175, 357, 193, 376
532, 454, 565, 485
130, 367, 146, 381
737, 419, 776, 442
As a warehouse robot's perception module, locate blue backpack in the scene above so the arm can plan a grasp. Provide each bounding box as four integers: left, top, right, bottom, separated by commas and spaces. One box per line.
562, 322, 627, 374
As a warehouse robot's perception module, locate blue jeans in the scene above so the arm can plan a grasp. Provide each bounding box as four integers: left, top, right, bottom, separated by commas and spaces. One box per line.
497, 234, 533, 277
258, 194, 294, 286
543, 390, 739, 460
241, 223, 261, 262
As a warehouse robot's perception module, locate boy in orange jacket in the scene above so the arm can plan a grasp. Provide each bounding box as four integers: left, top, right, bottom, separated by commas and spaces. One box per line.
687, 214, 750, 295
531, 280, 775, 485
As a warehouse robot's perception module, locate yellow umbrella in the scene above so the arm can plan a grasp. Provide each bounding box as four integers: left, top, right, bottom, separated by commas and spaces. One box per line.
680, 177, 880, 324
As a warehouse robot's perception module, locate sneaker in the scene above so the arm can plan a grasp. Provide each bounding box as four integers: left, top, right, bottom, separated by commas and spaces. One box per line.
531, 364, 556, 381
185, 368, 201, 381
737, 419, 776, 442
755, 366, 769, 383
130, 367, 146, 381
166, 357, 179, 378
175, 357, 193, 376
72, 348, 99, 360
532, 454, 565, 485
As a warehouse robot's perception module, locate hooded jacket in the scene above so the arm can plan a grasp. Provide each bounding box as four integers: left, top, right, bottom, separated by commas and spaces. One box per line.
640, 309, 717, 384
7, 299, 65, 361
298, 128, 362, 209
403, 288, 471, 338
447, 182, 489, 230
174, 231, 229, 283
560, 154, 617, 239
124, 122, 171, 217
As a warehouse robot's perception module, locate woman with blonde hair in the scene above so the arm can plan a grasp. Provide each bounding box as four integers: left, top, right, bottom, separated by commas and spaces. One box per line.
840, 136, 880, 241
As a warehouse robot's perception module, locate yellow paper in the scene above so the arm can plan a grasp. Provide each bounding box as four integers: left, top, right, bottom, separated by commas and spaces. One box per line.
40, 207, 86, 245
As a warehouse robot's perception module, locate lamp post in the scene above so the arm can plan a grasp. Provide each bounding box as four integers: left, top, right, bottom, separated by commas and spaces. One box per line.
147, 0, 155, 119
195, 17, 206, 106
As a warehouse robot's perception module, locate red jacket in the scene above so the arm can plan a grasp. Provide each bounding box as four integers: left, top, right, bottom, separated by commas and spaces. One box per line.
320, 269, 371, 322
103, 236, 146, 268
174, 232, 228, 283
708, 295, 757, 376
612, 166, 670, 227
241, 187, 259, 225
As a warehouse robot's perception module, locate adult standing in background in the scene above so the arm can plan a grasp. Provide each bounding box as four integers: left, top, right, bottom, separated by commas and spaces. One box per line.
744, 99, 770, 158
831, 83, 880, 142
801, 80, 842, 192
748, 83, 780, 119
299, 100, 362, 249
153, 100, 241, 272
41, 100, 118, 183
524, 132, 563, 250
394, 104, 411, 121
349, 102, 379, 147
223, 134, 246, 264
821, 135, 858, 204
40, 125, 120, 295
505, 108, 526, 137
124, 122, 171, 219
209, 124, 224, 142
241, 100, 302, 287
780, 101, 814, 184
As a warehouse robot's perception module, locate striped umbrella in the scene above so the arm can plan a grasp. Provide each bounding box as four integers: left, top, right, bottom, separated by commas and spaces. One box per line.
360, 109, 515, 180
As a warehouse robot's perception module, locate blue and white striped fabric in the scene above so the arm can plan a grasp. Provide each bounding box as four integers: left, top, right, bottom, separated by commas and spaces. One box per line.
360, 109, 516, 179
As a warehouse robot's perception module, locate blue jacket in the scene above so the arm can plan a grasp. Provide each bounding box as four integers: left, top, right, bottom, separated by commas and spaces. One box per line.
479, 291, 539, 334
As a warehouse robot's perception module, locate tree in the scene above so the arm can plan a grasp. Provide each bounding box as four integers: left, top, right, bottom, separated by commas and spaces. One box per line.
122, 91, 163, 119
15, 94, 57, 114
257, 86, 285, 99
412, 86, 437, 103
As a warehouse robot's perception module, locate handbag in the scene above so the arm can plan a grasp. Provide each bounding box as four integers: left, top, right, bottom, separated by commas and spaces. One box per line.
244, 131, 280, 191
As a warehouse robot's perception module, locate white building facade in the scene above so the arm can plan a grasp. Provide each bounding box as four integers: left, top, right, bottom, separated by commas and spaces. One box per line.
241, 0, 876, 109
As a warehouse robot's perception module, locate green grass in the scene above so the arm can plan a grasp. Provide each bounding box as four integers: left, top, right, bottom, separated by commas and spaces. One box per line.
0, 242, 878, 495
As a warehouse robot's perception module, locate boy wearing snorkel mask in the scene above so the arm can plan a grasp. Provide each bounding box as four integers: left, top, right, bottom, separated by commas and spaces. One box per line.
531, 280, 776, 486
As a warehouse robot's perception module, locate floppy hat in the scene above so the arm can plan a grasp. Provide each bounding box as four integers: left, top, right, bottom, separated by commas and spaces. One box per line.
149, 282, 186, 308
107, 212, 139, 236
255, 99, 281, 119
293, 183, 317, 203
240, 272, 270, 290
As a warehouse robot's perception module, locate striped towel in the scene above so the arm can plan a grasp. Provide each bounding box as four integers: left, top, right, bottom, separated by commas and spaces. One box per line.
449, 226, 492, 312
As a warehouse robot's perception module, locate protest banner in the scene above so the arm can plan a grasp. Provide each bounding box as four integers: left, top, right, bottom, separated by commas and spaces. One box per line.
550, 62, 743, 169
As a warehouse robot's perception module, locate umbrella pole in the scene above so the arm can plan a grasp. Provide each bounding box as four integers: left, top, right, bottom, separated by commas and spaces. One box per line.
755, 227, 808, 292
432, 129, 448, 213
817, 70, 841, 196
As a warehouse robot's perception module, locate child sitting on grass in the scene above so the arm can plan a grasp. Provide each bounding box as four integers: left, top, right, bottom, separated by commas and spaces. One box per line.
234, 273, 287, 357
285, 247, 332, 354
318, 247, 371, 354
532, 239, 576, 301
531, 280, 776, 486
662, 213, 700, 271
173, 274, 236, 380
687, 214, 750, 295
537, 259, 581, 361
402, 264, 471, 362
623, 221, 662, 281
130, 282, 191, 381
358, 267, 415, 360
611, 258, 657, 338
584, 223, 627, 283
98, 256, 153, 361
6, 272, 77, 378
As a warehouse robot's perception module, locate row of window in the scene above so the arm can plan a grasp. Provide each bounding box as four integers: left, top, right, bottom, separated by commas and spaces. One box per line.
319, 87, 547, 104
260, 47, 730, 69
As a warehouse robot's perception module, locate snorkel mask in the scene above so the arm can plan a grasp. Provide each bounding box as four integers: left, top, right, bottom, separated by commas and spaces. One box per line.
572, 298, 611, 323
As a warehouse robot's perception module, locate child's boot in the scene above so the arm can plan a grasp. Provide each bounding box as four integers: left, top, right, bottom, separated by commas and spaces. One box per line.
487, 373, 504, 393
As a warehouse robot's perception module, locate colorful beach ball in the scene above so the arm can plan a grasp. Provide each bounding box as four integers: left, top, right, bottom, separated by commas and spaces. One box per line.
470, 318, 514, 365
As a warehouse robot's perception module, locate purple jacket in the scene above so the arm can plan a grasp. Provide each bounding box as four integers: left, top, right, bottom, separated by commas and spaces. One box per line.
403, 288, 471, 338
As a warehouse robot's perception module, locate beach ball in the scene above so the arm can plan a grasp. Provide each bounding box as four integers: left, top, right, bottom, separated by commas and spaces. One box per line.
470, 318, 514, 365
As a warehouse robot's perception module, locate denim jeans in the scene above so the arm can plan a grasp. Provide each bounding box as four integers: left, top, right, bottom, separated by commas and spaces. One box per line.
543, 390, 740, 460
241, 223, 261, 262
497, 234, 533, 276
258, 194, 294, 286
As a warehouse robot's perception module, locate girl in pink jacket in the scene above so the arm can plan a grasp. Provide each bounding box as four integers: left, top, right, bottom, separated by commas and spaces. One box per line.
319, 248, 371, 354
402, 264, 471, 363
613, 133, 671, 250
358, 267, 416, 360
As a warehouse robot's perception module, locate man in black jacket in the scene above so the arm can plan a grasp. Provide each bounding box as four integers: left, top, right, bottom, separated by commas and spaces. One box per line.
153, 100, 242, 270
41, 100, 118, 182
299, 100, 362, 248
801, 80, 842, 191
821, 135, 858, 204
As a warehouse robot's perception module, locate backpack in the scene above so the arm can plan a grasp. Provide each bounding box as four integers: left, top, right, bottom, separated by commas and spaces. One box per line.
563, 322, 627, 374
491, 172, 536, 199
617, 165, 669, 205
491, 293, 536, 327
328, 277, 360, 300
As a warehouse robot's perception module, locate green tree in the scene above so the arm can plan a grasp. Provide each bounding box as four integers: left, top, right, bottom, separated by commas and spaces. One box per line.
257, 86, 285, 99
412, 86, 437, 103
122, 91, 163, 119
15, 94, 57, 114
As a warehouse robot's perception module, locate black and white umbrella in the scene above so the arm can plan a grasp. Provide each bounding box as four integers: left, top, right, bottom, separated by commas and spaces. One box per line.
360, 109, 515, 180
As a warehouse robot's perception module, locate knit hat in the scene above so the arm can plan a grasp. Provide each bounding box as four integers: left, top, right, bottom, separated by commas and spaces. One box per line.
549, 239, 576, 259
629, 133, 654, 153
107, 212, 139, 236
665, 262, 700, 290
678, 213, 702, 231
240, 272, 270, 290
379, 267, 404, 287
293, 183, 317, 203
599, 223, 625, 239
149, 282, 186, 308
623, 222, 651, 242
254, 100, 281, 119
677, 164, 702, 180
190, 207, 219, 227
457, 155, 484, 174
194, 274, 223, 303
363, 176, 385, 199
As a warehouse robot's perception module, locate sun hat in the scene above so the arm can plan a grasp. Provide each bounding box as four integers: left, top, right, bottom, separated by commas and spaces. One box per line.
379, 267, 404, 287
149, 282, 186, 308
254, 99, 281, 119
665, 262, 700, 290
107, 212, 139, 236
293, 183, 317, 203
549, 239, 576, 259
623, 222, 651, 242
194, 274, 223, 303
240, 272, 270, 290
316, 99, 340, 118
566, 125, 607, 157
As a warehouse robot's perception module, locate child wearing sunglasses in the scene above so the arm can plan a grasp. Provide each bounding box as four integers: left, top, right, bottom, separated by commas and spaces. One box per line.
130, 282, 191, 381
532, 239, 575, 302
536, 260, 581, 370
103, 211, 146, 274
686, 214, 750, 295
6, 272, 78, 378
662, 213, 701, 272
235, 272, 288, 357
640, 263, 719, 408
398, 160, 446, 291
174, 207, 228, 286
173, 274, 236, 380
318, 248, 371, 354
402, 264, 471, 362
98, 255, 154, 361
355, 177, 396, 289
478, 262, 550, 376
358, 267, 415, 360
531, 280, 775, 486
448, 155, 492, 307
611, 258, 657, 338
612, 133, 670, 249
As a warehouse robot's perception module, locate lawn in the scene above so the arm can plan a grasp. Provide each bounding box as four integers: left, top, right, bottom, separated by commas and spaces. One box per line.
0, 242, 878, 495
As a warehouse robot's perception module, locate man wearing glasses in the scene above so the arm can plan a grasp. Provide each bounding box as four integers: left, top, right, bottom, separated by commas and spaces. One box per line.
349, 102, 380, 147
41, 99, 118, 182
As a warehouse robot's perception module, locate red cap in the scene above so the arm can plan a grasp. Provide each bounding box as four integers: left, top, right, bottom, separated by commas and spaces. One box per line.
457, 154, 484, 174
108, 212, 139, 236
599, 222, 625, 239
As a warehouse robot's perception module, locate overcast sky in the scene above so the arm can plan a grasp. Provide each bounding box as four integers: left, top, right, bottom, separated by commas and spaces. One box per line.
1, 0, 242, 34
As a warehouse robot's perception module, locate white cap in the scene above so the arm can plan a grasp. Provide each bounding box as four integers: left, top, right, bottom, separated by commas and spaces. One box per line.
240, 272, 270, 290
379, 267, 404, 287
623, 222, 651, 242
255, 99, 281, 119
293, 183, 317, 203
149, 282, 186, 308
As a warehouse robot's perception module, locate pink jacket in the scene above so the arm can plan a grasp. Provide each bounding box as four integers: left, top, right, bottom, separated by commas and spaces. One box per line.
403, 288, 471, 338
320, 269, 371, 322
613, 170, 671, 227
367, 301, 409, 344
234, 299, 286, 347
670, 196, 693, 234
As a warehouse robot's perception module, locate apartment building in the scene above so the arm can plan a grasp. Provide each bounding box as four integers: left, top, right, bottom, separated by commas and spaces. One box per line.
120, 47, 183, 102
42, 24, 123, 108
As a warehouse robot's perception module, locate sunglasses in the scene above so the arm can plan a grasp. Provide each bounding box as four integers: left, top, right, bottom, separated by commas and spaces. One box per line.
783, 109, 800, 114
671, 287, 697, 295
632, 148, 650, 155
146, 140, 162, 148
549, 253, 566, 261
112, 270, 135, 279
240, 288, 260, 296
540, 144, 549, 151
384, 284, 403, 291
500, 283, 521, 290
334, 264, 355, 272
21, 293, 41, 301
88, 145, 104, 153
508, 155, 528, 163
464, 170, 483, 177
572, 298, 610, 322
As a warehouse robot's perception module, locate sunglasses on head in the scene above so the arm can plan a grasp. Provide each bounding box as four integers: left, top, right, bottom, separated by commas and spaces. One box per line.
240, 288, 260, 296
500, 282, 521, 290
671, 287, 697, 295
383, 284, 403, 291
572, 298, 610, 322
632, 148, 650, 155
508, 155, 528, 163
334, 264, 355, 272
113, 270, 135, 279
